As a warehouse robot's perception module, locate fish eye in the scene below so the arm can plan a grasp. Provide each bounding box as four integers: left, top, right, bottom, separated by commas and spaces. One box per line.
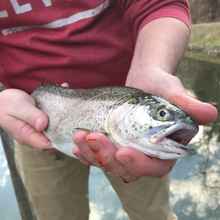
157, 108, 171, 121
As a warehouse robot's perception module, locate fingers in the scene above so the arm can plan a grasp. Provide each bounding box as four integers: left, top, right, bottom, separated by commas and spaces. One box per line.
7, 101, 48, 132
86, 133, 116, 168
155, 74, 218, 124
73, 132, 132, 179
127, 70, 218, 125
73, 146, 91, 166
74, 131, 175, 181
0, 89, 48, 131
73, 131, 99, 166
169, 93, 218, 125
86, 133, 132, 178
0, 115, 51, 149
163, 76, 218, 124
116, 147, 175, 177
0, 89, 51, 149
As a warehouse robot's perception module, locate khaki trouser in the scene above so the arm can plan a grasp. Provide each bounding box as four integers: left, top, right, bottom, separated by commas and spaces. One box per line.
14, 143, 177, 220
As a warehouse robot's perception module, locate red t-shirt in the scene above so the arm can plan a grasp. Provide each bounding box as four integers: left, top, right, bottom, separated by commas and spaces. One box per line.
0, 0, 190, 93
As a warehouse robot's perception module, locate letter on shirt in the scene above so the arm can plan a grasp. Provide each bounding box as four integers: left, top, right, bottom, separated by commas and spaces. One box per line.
0, 10, 8, 18
41, 0, 52, 7
10, 0, 32, 14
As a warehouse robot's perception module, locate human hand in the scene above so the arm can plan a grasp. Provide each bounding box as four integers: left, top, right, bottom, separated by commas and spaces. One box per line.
73, 69, 218, 182
126, 67, 218, 125
0, 88, 51, 149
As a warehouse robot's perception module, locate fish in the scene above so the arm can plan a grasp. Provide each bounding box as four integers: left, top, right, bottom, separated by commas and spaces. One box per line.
32, 85, 199, 160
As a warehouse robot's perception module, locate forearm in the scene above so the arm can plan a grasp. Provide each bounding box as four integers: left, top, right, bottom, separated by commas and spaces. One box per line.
126, 17, 190, 92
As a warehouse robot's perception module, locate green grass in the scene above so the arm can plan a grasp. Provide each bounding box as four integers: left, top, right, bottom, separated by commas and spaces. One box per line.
190, 22, 220, 48
186, 22, 220, 63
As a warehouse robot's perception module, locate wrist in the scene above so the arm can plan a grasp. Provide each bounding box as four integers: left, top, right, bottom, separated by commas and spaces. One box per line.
126, 65, 169, 88
126, 17, 190, 92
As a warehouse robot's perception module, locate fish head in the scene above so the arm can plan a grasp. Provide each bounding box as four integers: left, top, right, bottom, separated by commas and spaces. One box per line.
106, 94, 199, 160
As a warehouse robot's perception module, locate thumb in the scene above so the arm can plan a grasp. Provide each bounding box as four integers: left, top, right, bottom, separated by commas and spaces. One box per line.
126, 67, 218, 125
149, 72, 218, 125
7, 99, 48, 132
168, 92, 218, 125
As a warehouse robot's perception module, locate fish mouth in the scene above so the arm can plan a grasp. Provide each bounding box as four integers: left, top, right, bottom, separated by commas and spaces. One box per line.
149, 122, 199, 155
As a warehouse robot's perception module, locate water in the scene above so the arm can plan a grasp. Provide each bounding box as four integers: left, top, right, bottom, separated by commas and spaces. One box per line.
169, 57, 220, 220
0, 138, 20, 220
0, 56, 220, 220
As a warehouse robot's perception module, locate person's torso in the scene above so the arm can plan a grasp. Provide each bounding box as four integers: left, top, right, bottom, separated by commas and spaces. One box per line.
0, 0, 134, 92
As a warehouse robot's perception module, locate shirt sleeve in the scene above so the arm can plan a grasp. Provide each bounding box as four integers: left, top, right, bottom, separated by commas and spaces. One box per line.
118, 0, 191, 39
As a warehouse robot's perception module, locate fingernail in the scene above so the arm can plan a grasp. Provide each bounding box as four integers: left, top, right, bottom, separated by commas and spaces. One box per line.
86, 137, 96, 143
40, 136, 50, 147
86, 137, 99, 152
35, 117, 46, 131
61, 82, 69, 88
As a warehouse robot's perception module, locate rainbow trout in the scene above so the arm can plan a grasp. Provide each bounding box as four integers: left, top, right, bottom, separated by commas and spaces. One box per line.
32, 85, 199, 160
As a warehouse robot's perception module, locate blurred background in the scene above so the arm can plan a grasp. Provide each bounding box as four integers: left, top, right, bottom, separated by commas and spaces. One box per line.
1, 1, 220, 220
190, 0, 220, 23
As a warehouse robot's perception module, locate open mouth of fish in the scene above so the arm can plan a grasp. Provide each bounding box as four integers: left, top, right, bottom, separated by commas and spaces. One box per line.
149, 122, 199, 156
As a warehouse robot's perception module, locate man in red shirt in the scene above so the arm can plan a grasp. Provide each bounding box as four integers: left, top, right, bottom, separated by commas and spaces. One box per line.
0, 1, 217, 220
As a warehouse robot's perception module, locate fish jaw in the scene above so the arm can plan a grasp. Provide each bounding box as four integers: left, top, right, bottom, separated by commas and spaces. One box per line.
133, 121, 199, 159
121, 140, 189, 160
149, 122, 199, 145
120, 138, 192, 160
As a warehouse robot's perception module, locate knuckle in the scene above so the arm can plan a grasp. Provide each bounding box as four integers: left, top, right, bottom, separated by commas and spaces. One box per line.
171, 75, 182, 85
